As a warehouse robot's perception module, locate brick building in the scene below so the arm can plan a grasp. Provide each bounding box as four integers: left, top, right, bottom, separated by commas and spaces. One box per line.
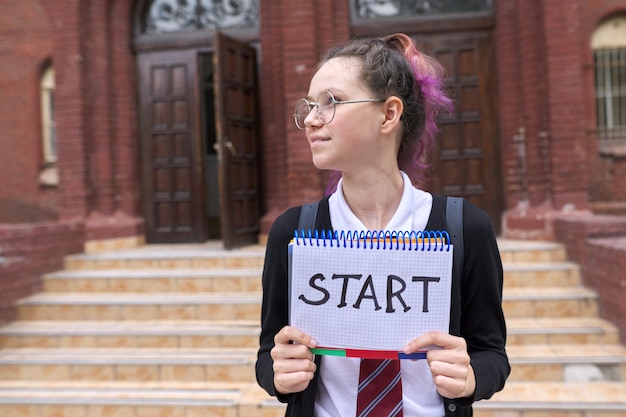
1, 0, 626, 335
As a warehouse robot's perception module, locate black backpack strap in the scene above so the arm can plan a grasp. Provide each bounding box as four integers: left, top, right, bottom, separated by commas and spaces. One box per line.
446, 196, 464, 335
298, 201, 320, 231
446, 196, 464, 274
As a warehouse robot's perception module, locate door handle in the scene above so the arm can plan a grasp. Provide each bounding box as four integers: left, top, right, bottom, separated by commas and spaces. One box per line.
213, 140, 237, 160
225, 140, 237, 156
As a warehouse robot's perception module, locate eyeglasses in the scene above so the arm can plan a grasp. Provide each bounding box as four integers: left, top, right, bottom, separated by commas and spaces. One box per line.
293, 90, 385, 130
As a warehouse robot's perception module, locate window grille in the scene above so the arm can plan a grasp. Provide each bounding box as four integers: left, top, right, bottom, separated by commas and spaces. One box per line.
142, 0, 258, 34
354, 0, 492, 19
594, 48, 626, 143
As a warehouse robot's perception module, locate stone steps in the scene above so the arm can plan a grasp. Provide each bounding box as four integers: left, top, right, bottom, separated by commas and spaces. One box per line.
1, 239, 625, 417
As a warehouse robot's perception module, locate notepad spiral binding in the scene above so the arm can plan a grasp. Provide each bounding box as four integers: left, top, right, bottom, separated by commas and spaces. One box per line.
293, 229, 451, 251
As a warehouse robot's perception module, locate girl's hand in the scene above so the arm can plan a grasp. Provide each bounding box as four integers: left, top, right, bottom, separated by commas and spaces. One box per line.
403, 331, 476, 399
271, 326, 318, 395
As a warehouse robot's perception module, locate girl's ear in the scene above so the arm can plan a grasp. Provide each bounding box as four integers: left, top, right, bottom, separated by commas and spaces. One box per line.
380, 96, 404, 134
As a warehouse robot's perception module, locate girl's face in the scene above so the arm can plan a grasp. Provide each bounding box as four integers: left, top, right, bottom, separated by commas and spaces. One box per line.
303, 57, 392, 175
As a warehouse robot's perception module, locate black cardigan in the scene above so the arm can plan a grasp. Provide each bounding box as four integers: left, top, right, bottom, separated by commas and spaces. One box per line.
256, 195, 509, 417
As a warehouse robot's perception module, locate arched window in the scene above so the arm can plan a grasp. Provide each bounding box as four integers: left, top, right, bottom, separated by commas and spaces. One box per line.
141, 0, 258, 35
592, 16, 626, 146
40, 66, 57, 164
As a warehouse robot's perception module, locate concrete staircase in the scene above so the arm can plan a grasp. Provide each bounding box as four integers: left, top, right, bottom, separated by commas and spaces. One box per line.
0, 240, 625, 416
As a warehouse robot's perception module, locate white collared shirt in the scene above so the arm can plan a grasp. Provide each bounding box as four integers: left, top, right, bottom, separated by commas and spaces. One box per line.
314, 171, 445, 417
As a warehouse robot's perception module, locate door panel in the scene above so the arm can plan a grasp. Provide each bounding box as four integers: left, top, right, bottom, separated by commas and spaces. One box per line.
418, 32, 502, 231
214, 32, 261, 249
138, 50, 206, 243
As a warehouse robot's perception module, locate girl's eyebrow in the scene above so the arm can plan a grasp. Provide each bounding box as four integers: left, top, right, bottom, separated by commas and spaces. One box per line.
306, 88, 348, 101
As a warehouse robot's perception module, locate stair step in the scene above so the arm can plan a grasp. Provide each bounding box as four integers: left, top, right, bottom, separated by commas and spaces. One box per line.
0, 320, 259, 349
64, 246, 265, 271
503, 262, 580, 287
506, 317, 620, 345
497, 239, 567, 263
0, 381, 285, 417
502, 286, 598, 318
16, 293, 262, 321
0, 348, 256, 382
506, 344, 626, 382
43, 269, 262, 293
1, 381, 625, 417
474, 381, 626, 416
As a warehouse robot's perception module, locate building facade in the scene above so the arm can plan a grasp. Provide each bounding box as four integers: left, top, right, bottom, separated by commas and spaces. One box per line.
1, 0, 626, 327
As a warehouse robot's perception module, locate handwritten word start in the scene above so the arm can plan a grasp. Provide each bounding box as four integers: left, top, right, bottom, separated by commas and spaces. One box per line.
298, 273, 441, 313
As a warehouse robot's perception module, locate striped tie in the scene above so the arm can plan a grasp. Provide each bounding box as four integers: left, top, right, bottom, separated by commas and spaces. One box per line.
356, 359, 403, 417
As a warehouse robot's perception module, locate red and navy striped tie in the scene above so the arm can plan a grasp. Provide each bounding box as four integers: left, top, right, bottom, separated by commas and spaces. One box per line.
356, 358, 403, 417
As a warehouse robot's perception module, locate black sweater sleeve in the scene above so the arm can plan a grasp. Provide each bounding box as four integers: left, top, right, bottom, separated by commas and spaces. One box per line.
457, 199, 510, 402
255, 206, 301, 400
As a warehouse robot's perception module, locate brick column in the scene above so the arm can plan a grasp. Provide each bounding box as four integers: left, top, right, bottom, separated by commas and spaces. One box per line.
42, 1, 90, 221
499, 0, 590, 239
82, 0, 143, 241
44, 0, 142, 241
259, 0, 350, 234
542, 0, 589, 211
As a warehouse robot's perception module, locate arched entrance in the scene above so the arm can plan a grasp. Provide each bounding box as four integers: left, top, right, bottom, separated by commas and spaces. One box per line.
133, 0, 261, 248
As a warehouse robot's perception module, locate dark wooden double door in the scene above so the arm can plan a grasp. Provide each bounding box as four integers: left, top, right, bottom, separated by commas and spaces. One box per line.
136, 30, 502, 244
419, 32, 503, 230
137, 34, 260, 248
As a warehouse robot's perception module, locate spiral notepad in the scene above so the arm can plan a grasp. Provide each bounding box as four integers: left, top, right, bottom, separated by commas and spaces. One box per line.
288, 230, 453, 358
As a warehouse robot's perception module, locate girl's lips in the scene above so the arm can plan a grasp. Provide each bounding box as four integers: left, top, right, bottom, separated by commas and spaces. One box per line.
309, 135, 330, 144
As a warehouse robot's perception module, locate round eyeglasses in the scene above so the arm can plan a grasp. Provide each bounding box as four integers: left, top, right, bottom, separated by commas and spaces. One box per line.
293, 90, 385, 130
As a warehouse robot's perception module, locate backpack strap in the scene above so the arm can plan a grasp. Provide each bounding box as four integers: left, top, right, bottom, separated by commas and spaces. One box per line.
446, 196, 464, 273
298, 201, 320, 231
446, 196, 464, 335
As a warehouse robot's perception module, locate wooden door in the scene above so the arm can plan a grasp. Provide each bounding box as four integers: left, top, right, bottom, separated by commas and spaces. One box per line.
418, 32, 503, 230
213, 32, 261, 249
138, 50, 207, 243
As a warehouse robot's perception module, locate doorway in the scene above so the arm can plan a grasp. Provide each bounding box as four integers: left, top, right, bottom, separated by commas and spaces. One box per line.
200, 53, 221, 239
136, 33, 261, 247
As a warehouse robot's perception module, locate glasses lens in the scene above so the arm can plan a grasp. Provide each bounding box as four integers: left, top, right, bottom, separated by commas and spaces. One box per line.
294, 98, 311, 129
317, 91, 336, 124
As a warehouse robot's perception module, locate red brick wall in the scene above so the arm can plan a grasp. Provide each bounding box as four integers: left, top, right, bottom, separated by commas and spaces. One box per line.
0, 0, 57, 223
498, 0, 626, 238
555, 215, 626, 344
0, 222, 84, 324
584, 237, 626, 344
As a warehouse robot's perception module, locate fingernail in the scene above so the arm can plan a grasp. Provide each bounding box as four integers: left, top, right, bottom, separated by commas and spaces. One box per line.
310, 338, 318, 347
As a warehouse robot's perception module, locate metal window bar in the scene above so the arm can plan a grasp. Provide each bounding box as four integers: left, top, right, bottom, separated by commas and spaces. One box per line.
595, 48, 626, 142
